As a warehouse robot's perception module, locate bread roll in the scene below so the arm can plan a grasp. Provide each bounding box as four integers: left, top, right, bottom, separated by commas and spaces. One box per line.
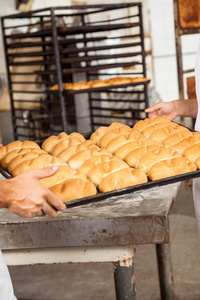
99, 127, 131, 148
149, 157, 197, 181
39, 166, 88, 188
1, 148, 45, 171
163, 130, 193, 147
183, 143, 200, 163
106, 129, 145, 154
87, 159, 129, 187
99, 168, 148, 193
104, 77, 132, 85
58, 140, 97, 162
42, 132, 68, 153
169, 139, 192, 155
49, 178, 97, 202
89, 79, 108, 88
68, 148, 112, 170
0, 140, 41, 162
149, 125, 188, 142
125, 145, 162, 168
194, 156, 200, 169
12, 155, 67, 177
138, 148, 181, 175
78, 154, 120, 175
142, 122, 178, 138
90, 122, 130, 145
8, 152, 48, 175
115, 139, 163, 160
187, 132, 200, 144
133, 117, 171, 132
52, 136, 84, 157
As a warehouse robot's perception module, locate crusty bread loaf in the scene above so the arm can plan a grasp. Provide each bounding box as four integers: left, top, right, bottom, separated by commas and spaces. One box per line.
12, 155, 67, 177
138, 148, 181, 175
104, 77, 132, 85
149, 125, 189, 142
99, 168, 148, 192
115, 139, 163, 160
169, 139, 192, 155
187, 132, 200, 144
99, 127, 131, 148
68, 148, 112, 170
51, 136, 85, 157
163, 130, 193, 147
72, 81, 91, 90
183, 143, 200, 163
149, 157, 197, 181
39, 166, 88, 188
0, 140, 40, 162
133, 117, 171, 132
125, 145, 162, 168
8, 151, 48, 175
57, 140, 97, 162
142, 121, 178, 138
89, 79, 108, 88
90, 122, 130, 145
49, 178, 97, 202
42, 132, 68, 153
68, 132, 85, 142
78, 154, 120, 175
1, 148, 45, 171
106, 129, 145, 154
87, 159, 129, 187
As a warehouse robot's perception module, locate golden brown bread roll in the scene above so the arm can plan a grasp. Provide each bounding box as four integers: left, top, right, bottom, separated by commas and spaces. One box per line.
51, 136, 85, 157
42, 132, 69, 154
142, 122, 178, 138
187, 132, 200, 144
68, 148, 112, 170
49, 178, 97, 202
78, 154, 120, 175
104, 77, 132, 85
169, 139, 192, 155
89, 79, 108, 88
57, 140, 98, 162
115, 139, 163, 160
163, 130, 193, 147
138, 148, 181, 175
99, 127, 131, 148
133, 117, 171, 132
90, 122, 130, 145
183, 143, 200, 163
125, 145, 162, 168
72, 81, 91, 90
0, 140, 40, 162
8, 152, 48, 175
106, 129, 145, 154
194, 156, 200, 169
149, 125, 189, 142
149, 157, 197, 181
39, 166, 88, 188
99, 168, 148, 193
1, 148, 45, 171
87, 159, 129, 187
12, 155, 67, 177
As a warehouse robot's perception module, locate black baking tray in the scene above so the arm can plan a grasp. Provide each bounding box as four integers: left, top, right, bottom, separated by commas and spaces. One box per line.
1, 163, 200, 209
1, 125, 200, 208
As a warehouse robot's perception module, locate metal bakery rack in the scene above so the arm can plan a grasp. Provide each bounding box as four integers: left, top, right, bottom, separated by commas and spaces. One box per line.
1, 3, 149, 141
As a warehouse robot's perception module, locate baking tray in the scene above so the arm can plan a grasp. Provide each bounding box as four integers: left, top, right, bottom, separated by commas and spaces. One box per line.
1, 126, 200, 209
1, 161, 200, 209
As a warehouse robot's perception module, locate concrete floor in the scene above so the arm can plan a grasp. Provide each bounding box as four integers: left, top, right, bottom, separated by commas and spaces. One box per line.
8, 180, 200, 300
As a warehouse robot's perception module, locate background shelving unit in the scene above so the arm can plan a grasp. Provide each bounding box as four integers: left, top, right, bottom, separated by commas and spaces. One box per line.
1, 3, 149, 140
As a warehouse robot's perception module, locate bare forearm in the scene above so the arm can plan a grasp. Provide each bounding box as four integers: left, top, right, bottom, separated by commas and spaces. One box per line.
0, 180, 10, 208
173, 99, 198, 119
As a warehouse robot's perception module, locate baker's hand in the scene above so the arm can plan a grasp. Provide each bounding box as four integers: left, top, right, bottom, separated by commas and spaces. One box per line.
4, 166, 66, 218
145, 101, 177, 121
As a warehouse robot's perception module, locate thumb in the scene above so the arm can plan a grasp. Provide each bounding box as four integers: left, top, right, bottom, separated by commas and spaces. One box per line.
145, 103, 161, 112
32, 165, 60, 180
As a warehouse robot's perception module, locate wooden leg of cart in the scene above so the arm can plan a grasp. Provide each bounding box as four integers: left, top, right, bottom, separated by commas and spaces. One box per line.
156, 243, 175, 300
114, 258, 136, 300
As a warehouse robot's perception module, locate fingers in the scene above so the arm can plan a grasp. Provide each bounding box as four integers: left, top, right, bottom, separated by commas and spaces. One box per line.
145, 103, 162, 113
27, 166, 60, 180
46, 190, 66, 213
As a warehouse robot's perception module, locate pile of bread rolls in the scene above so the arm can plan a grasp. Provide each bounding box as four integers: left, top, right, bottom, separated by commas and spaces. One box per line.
0, 117, 199, 203
49, 76, 148, 91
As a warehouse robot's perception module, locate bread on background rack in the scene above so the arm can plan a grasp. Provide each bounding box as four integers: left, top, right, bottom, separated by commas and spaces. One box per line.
1, 117, 200, 203
49, 76, 148, 91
